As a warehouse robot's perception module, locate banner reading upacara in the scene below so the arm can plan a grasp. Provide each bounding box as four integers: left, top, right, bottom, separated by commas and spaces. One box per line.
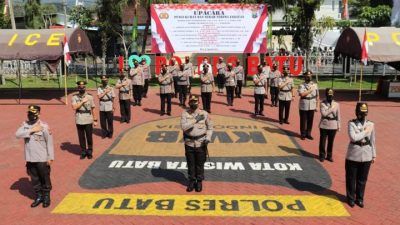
151, 4, 268, 53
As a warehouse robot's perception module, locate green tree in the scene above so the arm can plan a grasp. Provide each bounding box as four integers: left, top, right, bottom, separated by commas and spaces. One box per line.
1, 1, 11, 28
41, 4, 57, 28
25, 0, 43, 29
357, 5, 392, 27
70, 5, 94, 29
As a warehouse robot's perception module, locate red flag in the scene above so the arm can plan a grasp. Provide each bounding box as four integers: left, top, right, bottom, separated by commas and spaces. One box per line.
63, 35, 71, 66
361, 29, 368, 66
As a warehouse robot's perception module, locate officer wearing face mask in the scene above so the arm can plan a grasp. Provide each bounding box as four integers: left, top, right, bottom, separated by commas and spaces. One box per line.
16, 105, 54, 208
72, 81, 97, 159
158, 64, 173, 116
200, 64, 214, 113
116, 72, 132, 123
97, 75, 115, 138
181, 96, 213, 192
318, 88, 341, 162
298, 70, 319, 140
278, 69, 295, 124
345, 102, 376, 208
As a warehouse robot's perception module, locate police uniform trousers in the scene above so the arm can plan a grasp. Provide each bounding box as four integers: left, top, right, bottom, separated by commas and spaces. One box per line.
188, 77, 193, 94
160, 93, 172, 113
119, 99, 131, 122
142, 79, 149, 97
76, 124, 93, 155
132, 85, 143, 103
217, 74, 225, 90
178, 85, 188, 106
26, 162, 52, 194
185, 145, 207, 181
345, 160, 371, 203
235, 80, 243, 97
173, 77, 180, 98
270, 86, 279, 106
201, 92, 212, 112
319, 128, 337, 159
299, 110, 315, 137
100, 111, 113, 137
254, 94, 265, 114
279, 100, 291, 122
226, 86, 235, 105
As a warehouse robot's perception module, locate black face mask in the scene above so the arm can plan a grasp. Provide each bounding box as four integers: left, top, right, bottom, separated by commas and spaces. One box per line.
356, 112, 367, 122
326, 95, 333, 102
305, 76, 311, 83
102, 81, 108, 86
189, 103, 198, 110
78, 88, 85, 94
27, 113, 38, 123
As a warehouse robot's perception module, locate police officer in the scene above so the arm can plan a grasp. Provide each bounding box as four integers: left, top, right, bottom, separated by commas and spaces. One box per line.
261, 60, 271, 99
298, 71, 319, 140
234, 59, 244, 98
168, 58, 180, 98
224, 63, 236, 106
16, 105, 54, 208
97, 75, 115, 138
177, 64, 190, 107
116, 72, 132, 123
346, 102, 376, 208
140, 58, 151, 98
319, 88, 341, 162
130, 60, 145, 106
72, 81, 97, 159
181, 96, 213, 192
278, 69, 295, 124
269, 64, 281, 107
200, 64, 214, 113
216, 57, 226, 93
183, 56, 194, 94
253, 65, 268, 116
158, 64, 173, 116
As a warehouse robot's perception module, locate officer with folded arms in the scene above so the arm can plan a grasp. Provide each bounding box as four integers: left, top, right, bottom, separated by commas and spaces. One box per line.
181, 96, 213, 192
97, 75, 115, 138
16, 105, 54, 208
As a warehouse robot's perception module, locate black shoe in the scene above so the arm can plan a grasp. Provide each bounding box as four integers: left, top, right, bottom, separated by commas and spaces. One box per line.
254, 112, 258, 116
186, 180, 196, 192
355, 200, 364, 208
132, 102, 137, 106
259, 113, 265, 116
207, 110, 211, 113
108, 133, 113, 139
195, 181, 202, 192
167, 112, 171, 116
279, 121, 283, 124
42, 192, 51, 208
326, 157, 333, 162
80, 152, 87, 160
306, 135, 314, 140
301, 136, 306, 140
87, 154, 93, 159
319, 157, 325, 162
284, 121, 290, 124
160, 112, 165, 116
138, 102, 142, 106
31, 193, 43, 208
348, 199, 355, 208
126, 120, 130, 124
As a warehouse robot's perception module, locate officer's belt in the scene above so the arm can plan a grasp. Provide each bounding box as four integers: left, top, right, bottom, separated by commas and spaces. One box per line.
301, 96, 317, 100
322, 116, 337, 120
351, 140, 371, 146
184, 133, 207, 140
76, 110, 91, 114
202, 82, 212, 84
280, 89, 291, 92
255, 84, 264, 87
120, 90, 129, 93
160, 83, 172, 86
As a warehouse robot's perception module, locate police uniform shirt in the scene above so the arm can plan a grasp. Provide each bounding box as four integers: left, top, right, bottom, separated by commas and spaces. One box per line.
130, 67, 145, 85
116, 78, 132, 100
140, 64, 151, 80
72, 93, 95, 125
234, 65, 244, 81
184, 62, 194, 76
181, 109, 213, 148
225, 71, 236, 87
269, 70, 281, 87
262, 66, 270, 77
177, 70, 190, 86
278, 77, 294, 101
217, 62, 226, 75
319, 100, 341, 130
158, 73, 173, 94
298, 82, 319, 111
200, 72, 214, 93
253, 73, 267, 95
199, 63, 212, 74
168, 64, 179, 77
97, 85, 115, 112
15, 120, 55, 162
346, 119, 376, 162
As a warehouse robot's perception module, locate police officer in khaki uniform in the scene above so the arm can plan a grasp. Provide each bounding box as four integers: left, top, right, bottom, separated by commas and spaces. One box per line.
158, 64, 173, 116
234, 59, 244, 98
168, 58, 180, 98
278, 69, 295, 124
216, 57, 226, 93
261, 61, 271, 98
200, 64, 214, 113
253, 65, 268, 116
319, 88, 341, 162
181, 95, 213, 192
97, 75, 115, 138
116, 72, 132, 123
130, 60, 145, 106
183, 56, 194, 94
140, 58, 151, 98
72, 81, 97, 159
298, 71, 319, 140
177, 64, 190, 107
16, 105, 54, 208
224, 63, 236, 106
269, 64, 281, 107
346, 102, 376, 208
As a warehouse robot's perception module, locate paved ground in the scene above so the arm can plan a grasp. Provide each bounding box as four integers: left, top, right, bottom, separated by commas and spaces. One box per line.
0, 87, 399, 225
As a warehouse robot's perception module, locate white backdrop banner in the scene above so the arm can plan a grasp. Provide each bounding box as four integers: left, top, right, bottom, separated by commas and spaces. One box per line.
151, 4, 268, 53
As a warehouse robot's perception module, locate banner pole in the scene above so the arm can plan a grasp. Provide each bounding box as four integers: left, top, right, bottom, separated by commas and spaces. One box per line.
63, 0, 68, 105
359, 63, 363, 102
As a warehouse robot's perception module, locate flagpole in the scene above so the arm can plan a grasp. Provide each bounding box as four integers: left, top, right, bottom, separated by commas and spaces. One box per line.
359, 63, 363, 101
63, 0, 68, 105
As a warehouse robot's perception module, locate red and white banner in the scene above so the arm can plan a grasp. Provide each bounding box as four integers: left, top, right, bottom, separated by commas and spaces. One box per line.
151, 4, 268, 53
63, 35, 71, 66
